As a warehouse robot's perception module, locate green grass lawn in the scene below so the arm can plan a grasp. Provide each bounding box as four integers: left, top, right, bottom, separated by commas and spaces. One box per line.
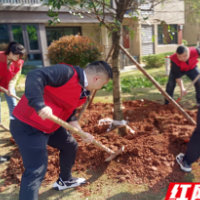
0, 65, 200, 200
94, 66, 196, 110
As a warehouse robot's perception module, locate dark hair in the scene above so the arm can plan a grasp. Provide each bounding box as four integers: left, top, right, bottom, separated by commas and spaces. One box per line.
85, 61, 113, 79
176, 45, 188, 55
4, 41, 27, 60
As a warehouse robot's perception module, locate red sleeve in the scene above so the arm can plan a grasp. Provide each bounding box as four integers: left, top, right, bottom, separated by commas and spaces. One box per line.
0, 52, 6, 63
16, 59, 24, 68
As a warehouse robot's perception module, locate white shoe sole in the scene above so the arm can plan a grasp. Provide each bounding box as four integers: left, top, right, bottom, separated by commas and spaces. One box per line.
53, 178, 86, 191
176, 153, 192, 173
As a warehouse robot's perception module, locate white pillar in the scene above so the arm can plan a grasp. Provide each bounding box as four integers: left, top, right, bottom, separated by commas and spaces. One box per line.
38, 24, 50, 66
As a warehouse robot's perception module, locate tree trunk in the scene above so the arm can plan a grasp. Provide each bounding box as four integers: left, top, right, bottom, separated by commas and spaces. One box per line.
112, 30, 123, 121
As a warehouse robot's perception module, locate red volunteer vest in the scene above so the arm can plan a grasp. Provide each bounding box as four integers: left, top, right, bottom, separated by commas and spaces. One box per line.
13, 64, 87, 133
0, 52, 24, 90
170, 47, 199, 71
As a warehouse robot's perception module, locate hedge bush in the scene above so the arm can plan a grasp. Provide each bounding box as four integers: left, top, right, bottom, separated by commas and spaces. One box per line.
142, 52, 174, 68
47, 35, 103, 68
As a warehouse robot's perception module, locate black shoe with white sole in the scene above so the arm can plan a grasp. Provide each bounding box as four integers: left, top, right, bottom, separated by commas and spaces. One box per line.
53, 177, 86, 191
176, 153, 192, 173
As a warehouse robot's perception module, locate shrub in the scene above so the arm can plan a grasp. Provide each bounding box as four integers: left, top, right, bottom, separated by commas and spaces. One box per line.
0, 43, 8, 51
182, 39, 188, 46
47, 35, 103, 68
142, 52, 174, 68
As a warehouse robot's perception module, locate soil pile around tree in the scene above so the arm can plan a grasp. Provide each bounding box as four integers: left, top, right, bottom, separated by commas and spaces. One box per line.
1, 100, 197, 192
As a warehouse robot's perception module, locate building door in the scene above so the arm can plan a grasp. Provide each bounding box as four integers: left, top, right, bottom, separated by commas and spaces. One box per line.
141, 25, 154, 56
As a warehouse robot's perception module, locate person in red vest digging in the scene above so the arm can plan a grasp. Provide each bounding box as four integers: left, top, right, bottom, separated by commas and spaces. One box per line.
0, 41, 26, 163
10, 61, 113, 200
165, 45, 200, 105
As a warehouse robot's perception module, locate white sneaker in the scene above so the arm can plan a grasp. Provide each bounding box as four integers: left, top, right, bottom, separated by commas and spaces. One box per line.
53, 177, 86, 191
176, 153, 192, 173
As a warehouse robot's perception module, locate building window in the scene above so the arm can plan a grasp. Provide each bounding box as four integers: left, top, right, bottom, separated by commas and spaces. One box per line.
46, 27, 81, 46
0, 24, 9, 44
23, 54, 43, 74
11, 25, 25, 46
0, 23, 43, 74
158, 24, 178, 45
26, 25, 39, 50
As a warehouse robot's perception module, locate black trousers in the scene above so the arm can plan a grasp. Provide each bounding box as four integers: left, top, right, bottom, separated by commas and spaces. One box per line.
183, 106, 200, 165
10, 118, 78, 200
165, 67, 200, 104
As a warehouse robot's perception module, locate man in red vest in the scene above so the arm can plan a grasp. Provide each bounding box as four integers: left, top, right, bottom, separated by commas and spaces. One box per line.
10, 61, 113, 200
165, 45, 200, 105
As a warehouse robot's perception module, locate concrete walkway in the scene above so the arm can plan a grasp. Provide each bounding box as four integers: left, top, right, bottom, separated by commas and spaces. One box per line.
120, 64, 145, 73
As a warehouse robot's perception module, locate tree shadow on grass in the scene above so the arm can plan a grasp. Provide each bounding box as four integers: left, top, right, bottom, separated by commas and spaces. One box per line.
106, 171, 195, 200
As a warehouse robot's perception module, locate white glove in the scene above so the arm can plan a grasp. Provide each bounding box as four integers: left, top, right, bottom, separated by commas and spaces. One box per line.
81, 132, 94, 143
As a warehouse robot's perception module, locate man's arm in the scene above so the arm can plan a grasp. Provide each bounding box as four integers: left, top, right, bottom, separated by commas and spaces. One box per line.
25, 64, 74, 112
68, 121, 82, 132
196, 47, 200, 56
176, 78, 186, 97
7, 68, 22, 96
171, 61, 186, 96
68, 120, 94, 143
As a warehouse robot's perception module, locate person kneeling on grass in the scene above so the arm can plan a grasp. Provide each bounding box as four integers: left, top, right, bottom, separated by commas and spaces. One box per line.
10, 61, 113, 200
176, 106, 200, 172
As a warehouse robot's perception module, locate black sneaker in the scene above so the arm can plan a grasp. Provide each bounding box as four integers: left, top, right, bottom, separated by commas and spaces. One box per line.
176, 153, 192, 173
0, 155, 10, 163
53, 177, 86, 191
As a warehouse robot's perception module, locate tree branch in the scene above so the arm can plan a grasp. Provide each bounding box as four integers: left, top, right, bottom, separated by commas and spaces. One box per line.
102, 0, 105, 22
94, 0, 117, 11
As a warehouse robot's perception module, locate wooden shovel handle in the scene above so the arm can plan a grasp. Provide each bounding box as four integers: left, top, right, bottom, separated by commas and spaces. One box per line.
185, 73, 200, 92
176, 73, 200, 102
0, 86, 115, 154
49, 115, 114, 154
0, 86, 20, 101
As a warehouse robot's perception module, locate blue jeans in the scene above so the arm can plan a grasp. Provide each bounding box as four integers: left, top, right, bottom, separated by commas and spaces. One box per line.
165, 66, 200, 104
0, 87, 17, 123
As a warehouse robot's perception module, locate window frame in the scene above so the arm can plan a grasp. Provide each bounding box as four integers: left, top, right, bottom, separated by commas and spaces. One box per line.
45, 26, 82, 46
157, 24, 178, 45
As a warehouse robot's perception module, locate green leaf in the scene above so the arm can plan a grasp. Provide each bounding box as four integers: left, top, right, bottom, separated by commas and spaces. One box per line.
132, 16, 138, 21
169, 33, 173, 40
130, 30, 135, 40
47, 12, 55, 17
57, 3, 61, 10
48, 20, 53, 26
